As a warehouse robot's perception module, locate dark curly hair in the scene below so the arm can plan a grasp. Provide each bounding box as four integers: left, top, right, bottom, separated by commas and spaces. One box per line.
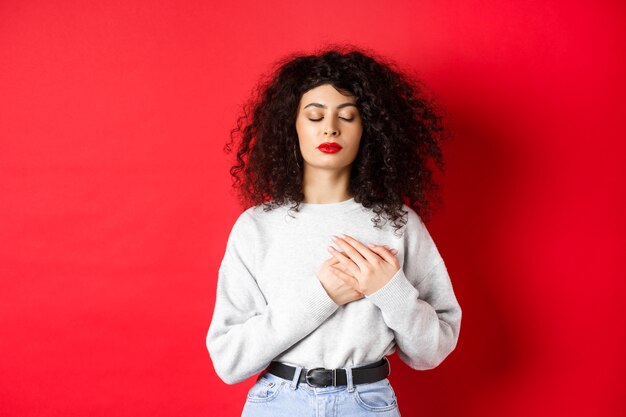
224, 43, 451, 235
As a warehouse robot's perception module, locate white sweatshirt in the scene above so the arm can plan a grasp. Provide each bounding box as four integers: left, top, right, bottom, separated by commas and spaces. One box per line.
206, 197, 462, 385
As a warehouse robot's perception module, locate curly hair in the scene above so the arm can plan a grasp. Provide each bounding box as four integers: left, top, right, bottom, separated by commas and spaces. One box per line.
223, 43, 451, 235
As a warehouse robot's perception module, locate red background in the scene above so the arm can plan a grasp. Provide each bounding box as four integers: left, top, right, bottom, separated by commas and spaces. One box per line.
1, 1, 625, 416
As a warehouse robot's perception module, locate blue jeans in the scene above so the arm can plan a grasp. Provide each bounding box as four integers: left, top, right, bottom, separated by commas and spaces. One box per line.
241, 363, 402, 417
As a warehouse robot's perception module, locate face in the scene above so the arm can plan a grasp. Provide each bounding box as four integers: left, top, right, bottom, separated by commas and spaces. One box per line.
295, 83, 363, 172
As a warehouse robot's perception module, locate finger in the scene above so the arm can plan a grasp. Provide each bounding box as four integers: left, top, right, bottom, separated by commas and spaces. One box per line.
327, 245, 360, 277
330, 265, 362, 291
332, 261, 355, 276
380, 244, 399, 256
331, 234, 374, 270
378, 244, 399, 254
340, 234, 391, 266
367, 244, 400, 266
324, 251, 347, 265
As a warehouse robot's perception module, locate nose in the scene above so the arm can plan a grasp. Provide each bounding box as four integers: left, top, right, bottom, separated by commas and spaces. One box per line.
324, 124, 339, 137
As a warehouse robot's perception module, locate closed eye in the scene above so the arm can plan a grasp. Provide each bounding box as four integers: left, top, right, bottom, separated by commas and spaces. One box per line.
308, 117, 354, 122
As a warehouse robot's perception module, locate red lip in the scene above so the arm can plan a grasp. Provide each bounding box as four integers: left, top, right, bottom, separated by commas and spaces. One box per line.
318, 142, 343, 153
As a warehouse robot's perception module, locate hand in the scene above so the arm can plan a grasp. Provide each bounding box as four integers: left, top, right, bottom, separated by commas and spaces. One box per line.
327, 234, 401, 296
316, 254, 365, 306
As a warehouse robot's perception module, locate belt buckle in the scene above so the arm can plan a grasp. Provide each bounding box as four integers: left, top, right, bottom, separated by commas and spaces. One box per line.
305, 367, 336, 387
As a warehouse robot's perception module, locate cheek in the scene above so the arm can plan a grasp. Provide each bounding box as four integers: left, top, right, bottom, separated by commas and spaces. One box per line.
296, 124, 316, 143
346, 119, 363, 137
349, 125, 363, 144
355, 121, 364, 135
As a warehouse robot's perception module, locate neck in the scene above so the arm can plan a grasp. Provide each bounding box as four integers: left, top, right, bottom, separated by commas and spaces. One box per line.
302, 165, 352, 204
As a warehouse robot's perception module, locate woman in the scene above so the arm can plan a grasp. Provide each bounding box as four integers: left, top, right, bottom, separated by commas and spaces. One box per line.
206, 45, 462, 417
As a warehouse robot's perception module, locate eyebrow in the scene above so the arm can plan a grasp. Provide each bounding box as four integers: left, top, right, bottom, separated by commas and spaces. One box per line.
303, 102, 358, 110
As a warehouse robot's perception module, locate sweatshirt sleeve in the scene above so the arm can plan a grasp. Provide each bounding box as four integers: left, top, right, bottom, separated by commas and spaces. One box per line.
364, 209, 462, 370
206, 210, 340, 384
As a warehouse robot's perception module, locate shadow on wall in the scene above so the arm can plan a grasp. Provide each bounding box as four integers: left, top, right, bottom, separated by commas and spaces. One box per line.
390, 79, 534, 417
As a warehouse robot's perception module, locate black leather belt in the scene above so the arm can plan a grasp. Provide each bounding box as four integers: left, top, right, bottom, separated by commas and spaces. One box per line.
265, 357, 390, 388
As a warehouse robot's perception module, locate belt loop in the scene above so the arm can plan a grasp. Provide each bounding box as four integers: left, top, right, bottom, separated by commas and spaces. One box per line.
290, 366, 303, 390
345, 365, 355, 393
384, 356, 391, 377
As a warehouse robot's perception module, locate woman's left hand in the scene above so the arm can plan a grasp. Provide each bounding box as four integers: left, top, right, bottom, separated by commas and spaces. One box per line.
327, 233, 401, 296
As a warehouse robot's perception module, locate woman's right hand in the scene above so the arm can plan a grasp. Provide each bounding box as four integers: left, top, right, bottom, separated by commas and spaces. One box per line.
316, 254, 366, 306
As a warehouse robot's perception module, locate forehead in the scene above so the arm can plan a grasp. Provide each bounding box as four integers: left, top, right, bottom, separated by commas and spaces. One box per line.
299, 84, 356, 107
